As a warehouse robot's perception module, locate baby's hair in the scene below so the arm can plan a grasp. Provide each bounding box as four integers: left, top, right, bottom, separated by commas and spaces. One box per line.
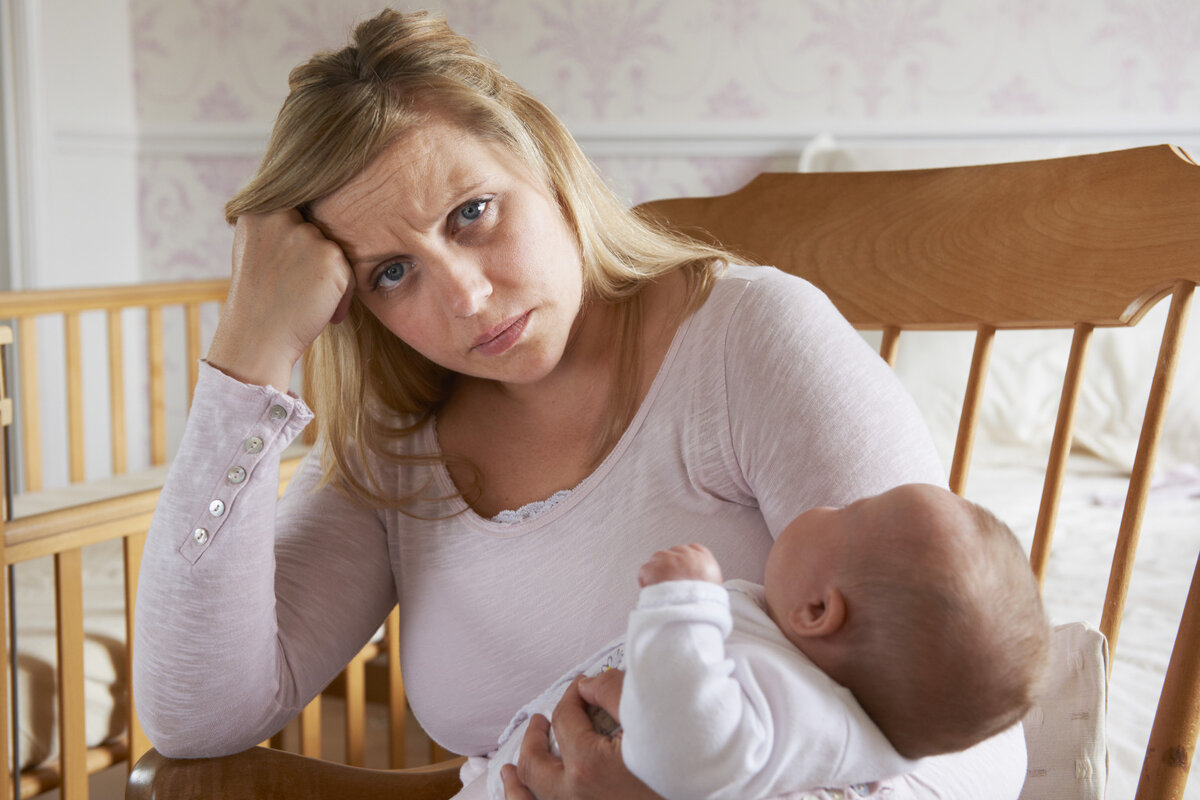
833, 494, 1051, 759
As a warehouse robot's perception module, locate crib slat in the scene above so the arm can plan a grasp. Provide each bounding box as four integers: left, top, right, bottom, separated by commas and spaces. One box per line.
1029, 323, 1093, 586
147, 307, 167, 466
948, 325, 995, 496
1138, 550, 1200, 799
300, 697, 322, 758
107, 310, 127, 475
387, 608, 406, 769
124, 532, 151, 765
344, 650, 367, 766
185, 302, 202, 404
878, 325, 900, 367
430, 741, 454, 766
64, 313, 85, 484
55, 548, 88, 799
1101, 282, 1194, 667
18, 317, 42, 493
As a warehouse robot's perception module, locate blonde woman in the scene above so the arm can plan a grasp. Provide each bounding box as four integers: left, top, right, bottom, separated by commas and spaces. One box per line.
134, 10, 1027, 799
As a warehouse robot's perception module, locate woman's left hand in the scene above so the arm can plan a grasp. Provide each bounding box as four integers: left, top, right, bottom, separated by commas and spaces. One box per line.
501, 672, 660, 800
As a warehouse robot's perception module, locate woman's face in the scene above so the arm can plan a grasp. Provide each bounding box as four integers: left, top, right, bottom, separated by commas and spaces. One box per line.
309, 115, 585, 387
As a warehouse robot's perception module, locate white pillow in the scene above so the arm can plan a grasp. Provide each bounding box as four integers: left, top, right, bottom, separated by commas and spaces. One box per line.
1019, 622, 1108, 800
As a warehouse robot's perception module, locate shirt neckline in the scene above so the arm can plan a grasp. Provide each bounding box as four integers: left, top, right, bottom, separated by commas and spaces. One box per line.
423, 298, 702, 536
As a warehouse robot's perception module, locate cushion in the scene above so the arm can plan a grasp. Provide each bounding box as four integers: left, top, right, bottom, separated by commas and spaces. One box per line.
1019, 622, 1108, 800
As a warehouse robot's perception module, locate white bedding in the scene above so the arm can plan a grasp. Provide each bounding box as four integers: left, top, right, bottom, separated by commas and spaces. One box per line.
969, 455, 1200, 800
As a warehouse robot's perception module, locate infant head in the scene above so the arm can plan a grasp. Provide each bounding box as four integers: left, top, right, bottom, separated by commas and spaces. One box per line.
764, 484, 1051, 759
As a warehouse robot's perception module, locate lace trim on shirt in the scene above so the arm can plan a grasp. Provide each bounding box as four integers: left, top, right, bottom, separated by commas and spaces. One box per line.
491, 489, 574, 525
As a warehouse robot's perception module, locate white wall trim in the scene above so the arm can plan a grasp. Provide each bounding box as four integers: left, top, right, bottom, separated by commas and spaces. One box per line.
55, 127, 140, 156
121, 118, 1200, 161
2, 0, 47, 290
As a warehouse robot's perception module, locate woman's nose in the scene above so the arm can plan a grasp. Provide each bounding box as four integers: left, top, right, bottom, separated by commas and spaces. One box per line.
442, 261, 493, 317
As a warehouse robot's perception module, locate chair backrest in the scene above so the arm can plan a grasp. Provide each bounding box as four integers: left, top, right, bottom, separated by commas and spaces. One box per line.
638, 144, 1200, 800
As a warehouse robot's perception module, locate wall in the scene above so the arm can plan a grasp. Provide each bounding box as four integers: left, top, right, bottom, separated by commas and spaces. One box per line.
134, 0, 1200, 285
3, 0, 147, 488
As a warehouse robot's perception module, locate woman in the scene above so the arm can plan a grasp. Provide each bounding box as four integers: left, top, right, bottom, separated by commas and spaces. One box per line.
133, 9, 1026, 799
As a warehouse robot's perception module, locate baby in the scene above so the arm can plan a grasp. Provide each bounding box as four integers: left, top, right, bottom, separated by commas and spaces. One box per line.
468, 483, 1051, 800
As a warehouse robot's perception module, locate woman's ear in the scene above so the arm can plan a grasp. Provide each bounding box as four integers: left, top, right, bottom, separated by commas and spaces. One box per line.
788, 588, 847, 639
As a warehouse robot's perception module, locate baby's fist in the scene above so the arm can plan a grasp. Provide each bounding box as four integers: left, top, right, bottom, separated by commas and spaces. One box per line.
638, 544, 723, 587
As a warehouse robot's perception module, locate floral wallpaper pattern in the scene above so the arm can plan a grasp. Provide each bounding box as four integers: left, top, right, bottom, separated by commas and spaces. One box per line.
130, 0, 1200, 282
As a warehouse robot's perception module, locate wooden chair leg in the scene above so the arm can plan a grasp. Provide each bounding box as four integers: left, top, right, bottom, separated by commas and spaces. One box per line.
125, 747, 466, 800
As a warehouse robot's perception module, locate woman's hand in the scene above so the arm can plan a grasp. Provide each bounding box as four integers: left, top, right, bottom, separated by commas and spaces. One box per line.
206, 210, 355, 391
501, 672, 660, 800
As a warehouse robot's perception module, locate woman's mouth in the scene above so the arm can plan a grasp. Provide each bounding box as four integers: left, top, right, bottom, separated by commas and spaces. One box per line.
472, 311, 531, 356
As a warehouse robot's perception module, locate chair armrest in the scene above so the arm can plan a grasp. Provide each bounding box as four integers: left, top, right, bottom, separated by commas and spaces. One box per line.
125, 747, 466, 800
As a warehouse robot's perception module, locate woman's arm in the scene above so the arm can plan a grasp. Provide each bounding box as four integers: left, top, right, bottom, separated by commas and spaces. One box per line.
133, 365, 398, 757
134, 212, 393, 757
724, 269, 946, 531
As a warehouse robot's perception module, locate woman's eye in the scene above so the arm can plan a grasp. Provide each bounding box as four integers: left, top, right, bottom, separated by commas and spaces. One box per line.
453, 197, 491, 229
374, 261, 410, 291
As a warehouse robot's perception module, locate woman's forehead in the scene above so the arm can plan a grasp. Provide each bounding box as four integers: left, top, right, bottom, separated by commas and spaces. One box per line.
311, 121, 511, 229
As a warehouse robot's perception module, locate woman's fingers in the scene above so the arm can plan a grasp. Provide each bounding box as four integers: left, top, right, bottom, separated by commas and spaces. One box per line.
500, 763, 539, 800
330, 280, 357, 325
578, 669, 625, 723
208, 209, 353, 390
514, 713, 564, 796
551, 677, 614, 761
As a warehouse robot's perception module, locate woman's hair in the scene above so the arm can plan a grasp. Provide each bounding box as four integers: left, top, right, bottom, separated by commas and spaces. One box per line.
225, 9, 733, 508
833, 499, 1051, 759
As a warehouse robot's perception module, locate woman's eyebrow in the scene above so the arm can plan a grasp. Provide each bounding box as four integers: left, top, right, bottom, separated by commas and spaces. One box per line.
334, 173, 498, 267
350, 251, 398, 267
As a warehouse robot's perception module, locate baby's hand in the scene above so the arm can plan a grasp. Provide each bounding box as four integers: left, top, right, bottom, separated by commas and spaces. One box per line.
638, 544, 723, 587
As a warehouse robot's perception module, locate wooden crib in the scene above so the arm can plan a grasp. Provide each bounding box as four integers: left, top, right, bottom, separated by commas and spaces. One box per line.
0, 283, 438, 799
122, 144, 1200, 800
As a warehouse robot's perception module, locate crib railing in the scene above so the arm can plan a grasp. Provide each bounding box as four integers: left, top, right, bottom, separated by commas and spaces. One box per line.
0, 281, 433, 799
0, 281, 228, 494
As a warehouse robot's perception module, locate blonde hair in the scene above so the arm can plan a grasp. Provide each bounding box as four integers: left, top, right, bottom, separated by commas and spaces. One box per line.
834, 499, 1051, 759
225, 9, 732, 508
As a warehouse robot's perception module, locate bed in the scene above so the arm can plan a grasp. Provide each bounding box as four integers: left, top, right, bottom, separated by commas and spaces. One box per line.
4, 144, 1198, 800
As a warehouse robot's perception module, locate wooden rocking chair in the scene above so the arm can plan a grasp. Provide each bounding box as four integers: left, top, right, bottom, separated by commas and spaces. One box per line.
127, 144, 1200, 800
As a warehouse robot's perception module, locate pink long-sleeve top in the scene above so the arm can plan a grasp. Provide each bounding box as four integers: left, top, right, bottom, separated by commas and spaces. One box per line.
133, 265, 1024, 796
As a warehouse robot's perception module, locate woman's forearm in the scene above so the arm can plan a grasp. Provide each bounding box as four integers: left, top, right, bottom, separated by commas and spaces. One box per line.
132, 363, 395, 756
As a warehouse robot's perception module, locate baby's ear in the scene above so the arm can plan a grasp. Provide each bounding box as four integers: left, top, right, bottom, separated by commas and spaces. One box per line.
789, 588, 847, 639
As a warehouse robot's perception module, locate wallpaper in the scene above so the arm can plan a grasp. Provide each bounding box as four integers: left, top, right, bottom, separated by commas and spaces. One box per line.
130, 0, 1200, 283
